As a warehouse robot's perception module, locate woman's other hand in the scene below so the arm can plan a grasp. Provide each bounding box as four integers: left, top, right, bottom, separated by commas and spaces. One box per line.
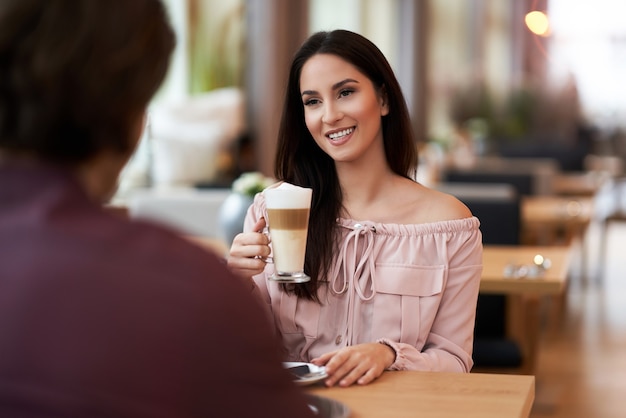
310, 342, 395, 387
227, 218, 270, 279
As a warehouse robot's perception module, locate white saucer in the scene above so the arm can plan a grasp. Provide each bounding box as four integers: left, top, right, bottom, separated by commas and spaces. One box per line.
283, 361, 328, 386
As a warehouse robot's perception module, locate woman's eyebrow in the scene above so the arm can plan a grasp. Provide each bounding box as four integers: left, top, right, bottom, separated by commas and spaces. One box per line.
301, 78, 359, 97
332, 78, 359, 90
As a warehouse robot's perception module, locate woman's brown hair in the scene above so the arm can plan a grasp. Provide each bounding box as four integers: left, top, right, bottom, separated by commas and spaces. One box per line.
275, 30, 417, 301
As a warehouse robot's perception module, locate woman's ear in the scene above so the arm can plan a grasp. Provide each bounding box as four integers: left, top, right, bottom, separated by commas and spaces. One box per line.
379, 85, 390, 116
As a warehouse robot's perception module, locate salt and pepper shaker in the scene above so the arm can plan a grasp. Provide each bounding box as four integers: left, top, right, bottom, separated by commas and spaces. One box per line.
503, 254, 551, 279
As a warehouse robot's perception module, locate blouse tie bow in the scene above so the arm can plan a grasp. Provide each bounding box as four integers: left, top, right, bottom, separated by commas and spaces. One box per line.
330, 222, 379, 302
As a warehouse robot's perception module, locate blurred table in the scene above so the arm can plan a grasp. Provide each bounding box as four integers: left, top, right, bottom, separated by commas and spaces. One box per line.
478, 245, 572, 375
481, 245, 572, 295
551, 171, 608, 197
308, 371, 534, 418
521, 195, 593, 284
521, 195, 593, 245
184, 235, 229, 257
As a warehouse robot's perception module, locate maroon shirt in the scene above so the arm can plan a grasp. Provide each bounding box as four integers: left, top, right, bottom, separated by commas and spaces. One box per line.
0, 163, 315, 418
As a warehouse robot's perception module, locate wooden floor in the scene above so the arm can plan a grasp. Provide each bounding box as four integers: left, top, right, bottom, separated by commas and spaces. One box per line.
530, 221, 626, 418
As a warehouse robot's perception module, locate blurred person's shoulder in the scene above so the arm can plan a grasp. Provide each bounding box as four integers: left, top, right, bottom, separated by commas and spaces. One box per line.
108, 216, 230, 280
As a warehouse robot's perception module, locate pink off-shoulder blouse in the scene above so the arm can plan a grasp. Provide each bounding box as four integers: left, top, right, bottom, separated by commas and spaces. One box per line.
245, 193, 483, 372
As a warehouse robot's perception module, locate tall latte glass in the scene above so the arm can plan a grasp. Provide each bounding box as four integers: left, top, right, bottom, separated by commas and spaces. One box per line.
264, 184, 312, 283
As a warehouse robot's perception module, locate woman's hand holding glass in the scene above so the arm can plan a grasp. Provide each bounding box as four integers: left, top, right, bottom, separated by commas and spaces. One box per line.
310, 342, 395, 387
227, 218, 271, 279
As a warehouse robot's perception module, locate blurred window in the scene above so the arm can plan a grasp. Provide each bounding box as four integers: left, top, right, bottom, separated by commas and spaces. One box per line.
548, 0, 626, 128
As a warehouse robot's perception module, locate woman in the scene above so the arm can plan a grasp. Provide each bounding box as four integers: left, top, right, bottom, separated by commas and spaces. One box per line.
228, 30, 483, 387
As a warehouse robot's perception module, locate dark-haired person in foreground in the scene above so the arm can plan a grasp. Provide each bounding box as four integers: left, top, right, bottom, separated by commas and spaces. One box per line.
0, 1, 314, 417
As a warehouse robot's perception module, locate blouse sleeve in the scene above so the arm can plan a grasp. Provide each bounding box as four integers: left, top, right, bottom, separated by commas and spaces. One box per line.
242, 192, 278, 331
381, 226, 483, 372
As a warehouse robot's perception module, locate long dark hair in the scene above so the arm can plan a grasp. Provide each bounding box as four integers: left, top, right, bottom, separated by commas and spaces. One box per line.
0, 0, 175, 165
274, 30, 417, 301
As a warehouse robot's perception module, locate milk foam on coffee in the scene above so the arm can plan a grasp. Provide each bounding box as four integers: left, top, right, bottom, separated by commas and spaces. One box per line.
264, 182, 311, 209
264, 183, 312, 274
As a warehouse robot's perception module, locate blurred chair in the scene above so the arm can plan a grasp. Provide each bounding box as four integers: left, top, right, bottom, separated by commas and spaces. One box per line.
126, 187, 231, 238
497, 139, 589, 172
437, 183, 525, 372
442, 156, 559, 196
437, 183, 521, 243
599, 176, 626, 279
444, 171, 534, 196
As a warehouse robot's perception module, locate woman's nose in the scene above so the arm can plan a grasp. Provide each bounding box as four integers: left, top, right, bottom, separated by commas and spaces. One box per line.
321, 103, 343, 124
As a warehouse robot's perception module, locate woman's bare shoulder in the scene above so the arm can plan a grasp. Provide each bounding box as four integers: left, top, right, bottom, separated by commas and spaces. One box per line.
402, 181, 473, 224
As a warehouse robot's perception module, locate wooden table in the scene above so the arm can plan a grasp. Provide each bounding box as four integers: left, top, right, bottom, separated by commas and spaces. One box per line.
308, 371, 535, 418
551, 171, 607, 197
481, 245, 572, 295
521, 195, 593, 281
521, 195, 593, 245
478, 245, 573, 375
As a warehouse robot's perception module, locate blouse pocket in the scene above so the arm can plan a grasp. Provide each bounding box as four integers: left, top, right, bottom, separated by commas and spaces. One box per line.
271, 288, 321, 361
372, 264, 445, 347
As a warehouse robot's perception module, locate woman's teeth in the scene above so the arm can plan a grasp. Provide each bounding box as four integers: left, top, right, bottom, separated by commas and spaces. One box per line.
328, 128, 354, 140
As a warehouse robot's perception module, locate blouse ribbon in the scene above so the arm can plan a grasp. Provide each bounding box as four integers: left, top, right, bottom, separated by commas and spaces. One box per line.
329, 222, 379, 345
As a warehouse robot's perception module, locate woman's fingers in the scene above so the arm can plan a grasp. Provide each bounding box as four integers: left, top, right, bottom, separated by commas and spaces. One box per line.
337, 363, 372, 387
227, 254, 266, 271
326, 359, 366, 387
230, 241, 270, 259
226, 243, 268, 278
315, 343, 391, 387
230, 230, 270, 257
310, 351, 335, 366
252, 217, 267, 233
227, 217, 271, 278
355, 367, 381, 385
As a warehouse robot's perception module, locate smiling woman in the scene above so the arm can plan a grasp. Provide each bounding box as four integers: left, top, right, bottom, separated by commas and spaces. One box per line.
227, 30, 483, 388
300, 54, 389, 165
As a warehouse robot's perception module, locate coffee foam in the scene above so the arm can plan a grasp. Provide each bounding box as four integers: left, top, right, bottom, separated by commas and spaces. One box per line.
264, 183, 312, 209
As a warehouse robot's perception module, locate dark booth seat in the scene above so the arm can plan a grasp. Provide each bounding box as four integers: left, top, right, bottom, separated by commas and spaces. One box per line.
444, 171, 534, 196
436, 183, 523, 370
441, 156, 559, 196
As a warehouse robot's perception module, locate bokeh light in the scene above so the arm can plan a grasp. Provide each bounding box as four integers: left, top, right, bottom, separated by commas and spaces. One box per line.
525, 11, 550, 36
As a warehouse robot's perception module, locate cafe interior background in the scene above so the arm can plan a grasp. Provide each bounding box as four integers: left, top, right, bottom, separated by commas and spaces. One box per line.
112, 1, 626, 416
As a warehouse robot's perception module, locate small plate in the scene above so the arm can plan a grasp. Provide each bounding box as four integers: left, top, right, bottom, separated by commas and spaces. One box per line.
306, 394, 351, 418
283, 361, 328, 386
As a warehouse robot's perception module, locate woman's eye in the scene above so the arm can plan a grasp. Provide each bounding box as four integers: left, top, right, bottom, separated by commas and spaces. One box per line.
303, 98, 320, 106
339, 89, 354, 98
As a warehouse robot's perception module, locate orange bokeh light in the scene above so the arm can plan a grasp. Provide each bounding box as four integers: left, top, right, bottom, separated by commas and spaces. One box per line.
525, 11, 550, 36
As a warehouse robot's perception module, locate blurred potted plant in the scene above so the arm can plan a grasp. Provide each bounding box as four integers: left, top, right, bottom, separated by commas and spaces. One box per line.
448, 82, 495, 156
218, 172, 274, 246
449, 80, 583, 155
230, 171, 275, 197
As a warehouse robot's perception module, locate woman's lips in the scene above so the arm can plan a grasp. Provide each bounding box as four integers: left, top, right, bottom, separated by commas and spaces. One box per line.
326, 127, 355, 145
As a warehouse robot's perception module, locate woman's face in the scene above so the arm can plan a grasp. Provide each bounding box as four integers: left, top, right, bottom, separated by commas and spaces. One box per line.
299, 53, 388, 165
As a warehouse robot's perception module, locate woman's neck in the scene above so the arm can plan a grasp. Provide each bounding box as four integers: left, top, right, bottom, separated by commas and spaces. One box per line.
336, 159, 397, 218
